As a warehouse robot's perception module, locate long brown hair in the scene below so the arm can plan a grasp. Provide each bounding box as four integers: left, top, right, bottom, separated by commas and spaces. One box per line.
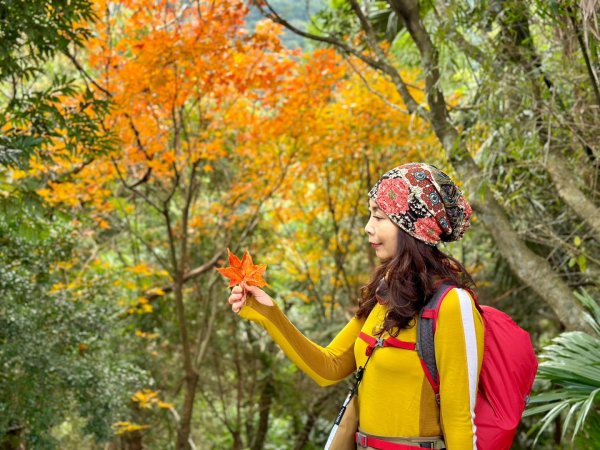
357, 231, 476, 336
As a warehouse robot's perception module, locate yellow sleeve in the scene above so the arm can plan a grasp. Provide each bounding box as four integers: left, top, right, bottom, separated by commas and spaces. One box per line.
434, 288, 484, 450
238, 295, 363, 387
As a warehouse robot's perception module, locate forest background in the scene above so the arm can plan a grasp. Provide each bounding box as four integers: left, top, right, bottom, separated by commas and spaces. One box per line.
1, 0, 599, 449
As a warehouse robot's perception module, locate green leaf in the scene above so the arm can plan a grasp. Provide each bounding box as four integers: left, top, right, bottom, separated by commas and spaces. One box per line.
527, 293, 600, 445
577, 254, 587, 272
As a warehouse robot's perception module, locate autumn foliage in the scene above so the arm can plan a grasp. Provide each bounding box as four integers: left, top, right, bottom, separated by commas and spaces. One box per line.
9, 0, 436, 447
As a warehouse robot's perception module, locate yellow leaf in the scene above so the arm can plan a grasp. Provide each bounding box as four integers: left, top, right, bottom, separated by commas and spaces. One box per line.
147, 288, 165, 296
112, 421, 150, 435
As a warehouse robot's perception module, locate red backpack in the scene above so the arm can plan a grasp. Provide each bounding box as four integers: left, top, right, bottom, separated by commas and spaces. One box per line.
418, 284, 538, 450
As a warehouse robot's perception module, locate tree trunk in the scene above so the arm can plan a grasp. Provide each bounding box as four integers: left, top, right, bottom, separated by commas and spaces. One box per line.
545, 151, 600, 243
293, 391, 335, 450
124, 431, 143, 450
232, 431, 244, 450
170, 244, 199, 450
260, 0, 592, 330
455, 156, 587, 331
495, 1, 600, 243
387, 0, 589, 331
175, 368, 199, 450
171, 164, 200, 450
172, 276, 200, 450
250, 373, 275, 450
0, 426, 25, 450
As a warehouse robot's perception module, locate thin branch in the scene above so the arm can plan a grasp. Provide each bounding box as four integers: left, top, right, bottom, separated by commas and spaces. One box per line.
47, 157, 94, 183
198, 389, 234, 434
163, 207, 179, 275
193, 277, 221, 367
111, 157, 163, 213
124, 113, 153, 188
347, 0, 388, 62
344, 56, 409, 114
156, 3, 191, 30
259, 0, 427, 118
123, 216, 171, 271
165, 408, 197, 450
567, 5, 600, 109
487, 285, 529, 306
259, 1, 380, 67
64, 50, 112, 97
431, 3, 487, 63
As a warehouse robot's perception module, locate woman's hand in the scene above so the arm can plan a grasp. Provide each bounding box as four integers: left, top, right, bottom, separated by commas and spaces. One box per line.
228, 282, 274, 313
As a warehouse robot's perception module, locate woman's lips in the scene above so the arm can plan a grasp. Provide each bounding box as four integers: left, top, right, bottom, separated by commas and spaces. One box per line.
370, 243, 381, 248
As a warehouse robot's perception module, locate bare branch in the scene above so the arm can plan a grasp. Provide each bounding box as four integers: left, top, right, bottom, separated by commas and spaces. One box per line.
111, 157, 163, 213
347, 0, 388, 62
64, 50, 112, 98
567, 4, 600, 109
193, 277, 221, 367
124, 113, 153, 188
156, 3, 191, 30
431, 3, 486, 63
344, 56, 409, 114
123, 216, 171, 271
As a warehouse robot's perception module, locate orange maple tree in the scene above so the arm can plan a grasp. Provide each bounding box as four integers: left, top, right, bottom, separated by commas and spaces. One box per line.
23, 2, 306, 447
12, 0, 440, 446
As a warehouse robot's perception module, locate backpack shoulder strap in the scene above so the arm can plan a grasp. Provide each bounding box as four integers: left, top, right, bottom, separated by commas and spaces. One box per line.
417, 283, 455, 404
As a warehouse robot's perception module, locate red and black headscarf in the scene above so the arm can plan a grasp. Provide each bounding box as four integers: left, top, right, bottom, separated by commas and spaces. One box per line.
369, 163, 472, 246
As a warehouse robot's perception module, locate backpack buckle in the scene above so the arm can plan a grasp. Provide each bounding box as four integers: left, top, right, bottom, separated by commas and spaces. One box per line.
356, 432, 368, 447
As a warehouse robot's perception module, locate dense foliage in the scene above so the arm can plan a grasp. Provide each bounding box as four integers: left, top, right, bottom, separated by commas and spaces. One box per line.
0, 0, 112, 167
1, 0, 598, 449
0, 197, 147, 448
525, 290, 600, 448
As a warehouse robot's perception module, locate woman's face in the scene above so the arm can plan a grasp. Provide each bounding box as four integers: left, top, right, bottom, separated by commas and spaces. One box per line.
365, 200, 400, 261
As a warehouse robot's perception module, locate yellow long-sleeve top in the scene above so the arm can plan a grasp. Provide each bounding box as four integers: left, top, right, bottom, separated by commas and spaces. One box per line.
239, 287, 484, 450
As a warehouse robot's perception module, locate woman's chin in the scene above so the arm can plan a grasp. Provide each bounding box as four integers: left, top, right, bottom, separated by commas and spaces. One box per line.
375, 249, 390, 261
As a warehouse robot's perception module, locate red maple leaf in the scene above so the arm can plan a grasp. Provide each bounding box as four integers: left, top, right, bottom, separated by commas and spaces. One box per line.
216, 249, 267, 288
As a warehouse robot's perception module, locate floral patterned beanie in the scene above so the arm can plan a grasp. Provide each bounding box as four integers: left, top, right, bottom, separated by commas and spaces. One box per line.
368, 162, 472, 246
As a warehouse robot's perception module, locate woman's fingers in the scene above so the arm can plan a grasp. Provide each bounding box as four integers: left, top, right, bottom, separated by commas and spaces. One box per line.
231, 285, 243, 295
229, 284, 246, 313
231, 300, 245, 314
228, 292, 243, 304
228, 283, 274, 313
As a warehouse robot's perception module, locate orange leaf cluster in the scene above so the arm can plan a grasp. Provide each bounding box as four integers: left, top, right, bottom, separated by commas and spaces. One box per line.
10, 0, 441, 318
216, 249, 267, 288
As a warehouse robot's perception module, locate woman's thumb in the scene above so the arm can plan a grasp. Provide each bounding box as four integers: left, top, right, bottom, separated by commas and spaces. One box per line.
241, 282, 260, 296
241, 282, 273, 306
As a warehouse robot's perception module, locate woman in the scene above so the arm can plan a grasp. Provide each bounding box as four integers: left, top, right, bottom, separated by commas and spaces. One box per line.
228, 163, 484, 450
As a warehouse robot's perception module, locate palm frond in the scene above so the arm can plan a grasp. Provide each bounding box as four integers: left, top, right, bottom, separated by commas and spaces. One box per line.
524, 290, 600, 446
574, 289, 600, 336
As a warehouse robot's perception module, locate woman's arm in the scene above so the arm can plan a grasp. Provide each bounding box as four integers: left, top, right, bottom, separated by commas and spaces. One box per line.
435, 288, 484, 450
231, 284, 362, 387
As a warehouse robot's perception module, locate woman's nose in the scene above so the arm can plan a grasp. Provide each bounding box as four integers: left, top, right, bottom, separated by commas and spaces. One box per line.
365, 219, 374, 235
